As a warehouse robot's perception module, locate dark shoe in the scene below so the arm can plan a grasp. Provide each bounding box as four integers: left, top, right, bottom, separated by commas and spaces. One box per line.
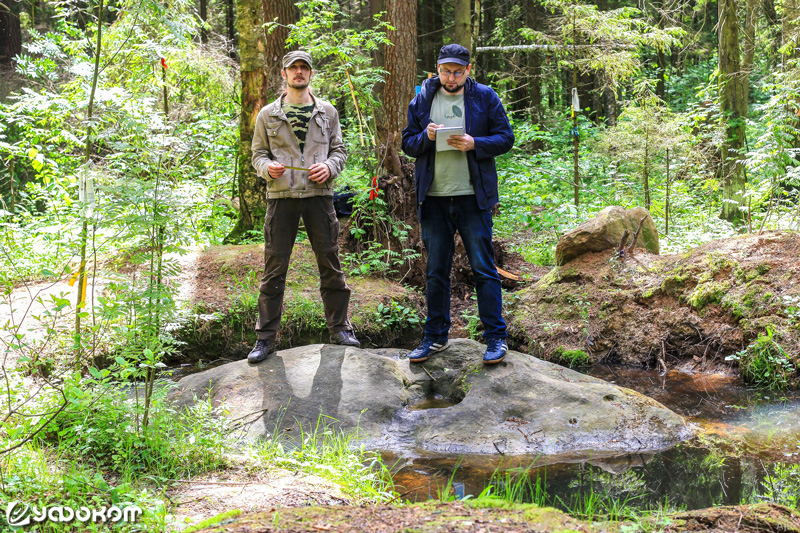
408, 336, 450, 363
248, 339, 276, 364
483, 338, 508, 364
331, 330, 361, 347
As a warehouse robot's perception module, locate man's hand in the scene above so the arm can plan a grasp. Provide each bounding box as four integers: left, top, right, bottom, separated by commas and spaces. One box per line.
447, 134, 475, 152
268, 162, 285, 179
308, 163, 331, 183
427, 122, 443, 141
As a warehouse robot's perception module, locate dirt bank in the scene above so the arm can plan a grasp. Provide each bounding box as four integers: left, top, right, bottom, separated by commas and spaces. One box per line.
505, 231, 800, 382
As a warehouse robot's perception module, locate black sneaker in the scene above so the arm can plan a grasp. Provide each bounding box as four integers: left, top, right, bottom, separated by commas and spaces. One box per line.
408, 336, 450, 363
331, 330, 361, 347
248, 339, 276, 364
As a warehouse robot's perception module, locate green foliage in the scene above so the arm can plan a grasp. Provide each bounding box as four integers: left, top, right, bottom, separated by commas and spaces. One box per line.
374, 300, 421, 329
258, 414, 395, 502
183, 510, 244, 533
761, 464, 800, 509
480, 465, 548, 507
522, 0, 684, 85
51, 377, 228, 477
342, 241, 419, 277
782, 295, 800, 325
461, 305, 482, 341
726, 328, 797, 390
345, 188, 421, 277
282, 294, 327, 333
551, 346, 590, 368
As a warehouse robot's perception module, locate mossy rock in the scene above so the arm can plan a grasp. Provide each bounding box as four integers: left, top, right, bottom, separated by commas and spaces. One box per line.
555, 206, 659, 266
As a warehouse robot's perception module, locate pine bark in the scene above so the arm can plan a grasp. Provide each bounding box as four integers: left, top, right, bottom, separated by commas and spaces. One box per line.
455, 0, 472, 50
378, 0, 417, 177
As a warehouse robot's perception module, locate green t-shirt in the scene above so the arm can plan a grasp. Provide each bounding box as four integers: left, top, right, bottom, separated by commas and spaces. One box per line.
282, 102, 314, 152
428, 90, 473, 197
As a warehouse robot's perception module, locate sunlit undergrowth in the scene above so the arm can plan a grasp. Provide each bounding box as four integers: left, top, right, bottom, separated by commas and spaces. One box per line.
257, 414, 395, 503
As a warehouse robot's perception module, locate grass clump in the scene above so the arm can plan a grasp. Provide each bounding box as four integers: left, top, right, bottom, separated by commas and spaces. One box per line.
726, 327, 797, 390
258, 414, 395, 502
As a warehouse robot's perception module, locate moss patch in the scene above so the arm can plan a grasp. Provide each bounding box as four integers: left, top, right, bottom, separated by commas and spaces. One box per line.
551, 346, 591, 368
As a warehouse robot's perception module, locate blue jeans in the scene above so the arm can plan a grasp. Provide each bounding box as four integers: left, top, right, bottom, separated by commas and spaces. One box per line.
420, 195, 507, 340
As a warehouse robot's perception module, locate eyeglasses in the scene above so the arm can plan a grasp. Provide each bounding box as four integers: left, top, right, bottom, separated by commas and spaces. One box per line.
439, 68, 466, 79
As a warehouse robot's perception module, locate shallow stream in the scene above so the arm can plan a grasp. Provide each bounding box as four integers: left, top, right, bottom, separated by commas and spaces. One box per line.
386, 365, 800, 512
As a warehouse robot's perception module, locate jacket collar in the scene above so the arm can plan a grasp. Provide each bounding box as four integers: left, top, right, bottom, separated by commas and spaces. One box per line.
265, 92, 324, 120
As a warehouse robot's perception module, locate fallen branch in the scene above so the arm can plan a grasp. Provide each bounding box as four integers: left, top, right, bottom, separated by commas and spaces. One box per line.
617, 229, 630, 259
625, 216, 647, 257
496, 266, 521, 281
658, 341, 668, 376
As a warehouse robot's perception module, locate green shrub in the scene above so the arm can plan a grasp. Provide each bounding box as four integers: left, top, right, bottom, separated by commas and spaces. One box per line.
727, 328, 796, 390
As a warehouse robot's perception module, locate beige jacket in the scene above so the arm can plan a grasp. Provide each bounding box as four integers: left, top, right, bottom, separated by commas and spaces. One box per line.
251, 94, 347, 199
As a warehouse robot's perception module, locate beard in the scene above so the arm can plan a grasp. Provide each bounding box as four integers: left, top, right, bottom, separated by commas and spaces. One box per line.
441, 81, 464, 94
288, 78, 309, 90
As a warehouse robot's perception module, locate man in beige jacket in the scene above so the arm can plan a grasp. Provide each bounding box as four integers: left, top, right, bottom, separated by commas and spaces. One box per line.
248, 50, 359, 364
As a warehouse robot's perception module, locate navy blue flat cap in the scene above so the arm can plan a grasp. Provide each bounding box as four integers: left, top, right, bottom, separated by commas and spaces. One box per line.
437, 44, 470, 66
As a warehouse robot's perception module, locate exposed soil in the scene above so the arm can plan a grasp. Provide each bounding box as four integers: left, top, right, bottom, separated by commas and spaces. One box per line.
666, 503, 800, 532
506, 230, 800, 379
187, 500, 800, 533
188, 501, 590, 533
167, 457, 351, 531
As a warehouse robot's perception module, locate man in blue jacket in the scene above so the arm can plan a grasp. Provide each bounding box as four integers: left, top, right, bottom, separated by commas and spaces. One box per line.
401, 44, 514, 364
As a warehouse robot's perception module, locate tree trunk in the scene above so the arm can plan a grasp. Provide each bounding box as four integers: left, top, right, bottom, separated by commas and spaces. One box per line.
378, 0, 417, 177
226, 0, 236, 58
0, 3, 22, 63
419, 0, 443, 74
199, 0, 208, 43
227, 0, 293, 241
717, 0, 749, 223
656, 47, 667, 100
455, 0, 471, 50
601, 71, 617, 126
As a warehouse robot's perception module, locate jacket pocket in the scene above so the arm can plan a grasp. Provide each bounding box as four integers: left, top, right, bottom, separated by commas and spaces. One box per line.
310, 115, 330, 142
265, 121, 290, 151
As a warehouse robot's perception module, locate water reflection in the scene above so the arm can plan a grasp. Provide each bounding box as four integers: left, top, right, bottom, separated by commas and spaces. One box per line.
387, 447, 800, 511
387, 365, 800, 512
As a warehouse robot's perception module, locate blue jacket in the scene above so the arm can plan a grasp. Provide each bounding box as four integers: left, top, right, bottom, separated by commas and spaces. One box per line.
401, 76, 514, 213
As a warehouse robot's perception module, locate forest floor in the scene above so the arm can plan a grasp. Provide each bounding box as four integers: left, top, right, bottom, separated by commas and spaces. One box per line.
183, 498, 800, 532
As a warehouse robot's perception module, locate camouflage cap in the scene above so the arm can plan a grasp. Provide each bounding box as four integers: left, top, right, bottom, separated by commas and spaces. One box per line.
282, 50, 313, 70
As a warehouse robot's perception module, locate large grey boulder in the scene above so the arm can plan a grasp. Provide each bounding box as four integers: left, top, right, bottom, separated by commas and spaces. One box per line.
555, 206, 659, 266
171, 339, 693, 456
